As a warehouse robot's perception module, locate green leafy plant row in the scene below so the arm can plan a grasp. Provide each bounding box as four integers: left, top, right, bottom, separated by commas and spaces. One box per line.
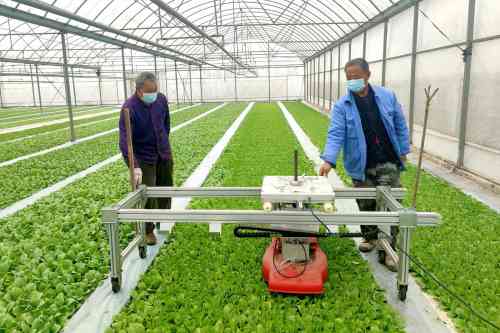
0, 103, 217, 163
283, 101, 500, 333
0, 106, 116, 129
0, 103, 222, 209
0, 103, 247, 333
109, 102, 404, 333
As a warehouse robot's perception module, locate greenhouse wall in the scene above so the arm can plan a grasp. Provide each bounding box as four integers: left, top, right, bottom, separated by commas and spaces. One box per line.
304, 0, 500, 185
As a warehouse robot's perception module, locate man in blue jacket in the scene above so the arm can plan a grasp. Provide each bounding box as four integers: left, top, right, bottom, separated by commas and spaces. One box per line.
119, 72, 173, 246
319, 58, 410, 271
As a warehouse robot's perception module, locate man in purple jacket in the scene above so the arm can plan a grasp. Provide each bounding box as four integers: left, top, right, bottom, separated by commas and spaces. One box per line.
119, 72, 173, 245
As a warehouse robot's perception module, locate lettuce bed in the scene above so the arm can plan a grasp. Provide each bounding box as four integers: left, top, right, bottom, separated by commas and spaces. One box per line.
0, 112, 120, 143
283, 101, 500, 333
108, 103, 404, 333
0, 103, 218, 209
0, 103, 217, 163
0, 103, 246, 332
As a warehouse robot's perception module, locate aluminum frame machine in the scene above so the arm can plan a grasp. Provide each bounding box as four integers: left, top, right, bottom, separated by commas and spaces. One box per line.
102, 175, 440, 301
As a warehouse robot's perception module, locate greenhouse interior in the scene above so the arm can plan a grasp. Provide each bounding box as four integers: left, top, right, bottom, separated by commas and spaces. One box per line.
0, 0, 499, 332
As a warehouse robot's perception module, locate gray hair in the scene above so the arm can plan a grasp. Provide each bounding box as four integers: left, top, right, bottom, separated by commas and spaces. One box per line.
344, 58, 370, 73
135, 71, 157, 90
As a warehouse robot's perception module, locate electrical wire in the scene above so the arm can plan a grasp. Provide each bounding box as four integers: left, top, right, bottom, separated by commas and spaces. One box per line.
309, 209, 499, 331
417, 8, 466, 53
272, 238, 308, 279
377, 230, 500, 332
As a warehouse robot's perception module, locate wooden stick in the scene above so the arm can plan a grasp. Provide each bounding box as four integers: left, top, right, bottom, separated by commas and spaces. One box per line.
412, 85, 439, 208
123, 107, 136, 192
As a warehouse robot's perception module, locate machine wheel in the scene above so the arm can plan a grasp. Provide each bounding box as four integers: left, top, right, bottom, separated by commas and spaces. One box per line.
378, 249, 386, 264
398, 284, 408, 301
111, 277, 121, 293
138, 245, 147, 259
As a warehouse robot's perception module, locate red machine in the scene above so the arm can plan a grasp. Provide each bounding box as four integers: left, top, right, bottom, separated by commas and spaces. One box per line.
262, 237, 328, 295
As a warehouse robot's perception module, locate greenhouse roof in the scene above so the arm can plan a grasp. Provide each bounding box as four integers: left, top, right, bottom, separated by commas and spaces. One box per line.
0, 0, 407, 71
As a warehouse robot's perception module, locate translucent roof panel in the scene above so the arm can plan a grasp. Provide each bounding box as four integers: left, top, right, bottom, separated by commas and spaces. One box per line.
0, 0, 401, 71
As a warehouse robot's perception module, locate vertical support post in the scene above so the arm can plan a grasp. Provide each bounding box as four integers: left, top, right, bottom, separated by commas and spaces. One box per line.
61, 33, 76, 142
29, 64, 37, 107
302, 63, 306, 101
267, 42, 271, 102
322, 52, 326, 112
409, 2, 419, 145
381, 20, 389, 87
188, 64, 193, 105
316, 56, 320, 106
362, 31, 367, 59
199, 65, 203, 103
35, 64, 42, 110
234, 67, 238, 102
348, 39, 352, 60
397, 208, 416, 301
121, 47, 127, 100
154, 55, 158, 78
71, 67, 77, 107
106, 221, 122, 292
0, 79, 3, 108
97, 69, 103, 106
164, 59, 168, 99
457, 0, 476, 168
337, 46, 341, 100
329, 49, 334, 111
174, 61, 179, 104
286, 70, 289, 101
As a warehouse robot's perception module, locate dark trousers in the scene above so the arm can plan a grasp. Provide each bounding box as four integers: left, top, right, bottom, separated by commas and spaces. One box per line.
138, 158, 174, 233
353, 162, 400, 242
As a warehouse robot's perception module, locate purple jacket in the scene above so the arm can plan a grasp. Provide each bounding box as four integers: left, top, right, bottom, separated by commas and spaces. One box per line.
119, 93, 171, 168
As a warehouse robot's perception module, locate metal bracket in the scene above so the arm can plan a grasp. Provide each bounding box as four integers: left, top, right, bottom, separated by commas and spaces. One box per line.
102, 206, 118, 224
399, 208, 417, 228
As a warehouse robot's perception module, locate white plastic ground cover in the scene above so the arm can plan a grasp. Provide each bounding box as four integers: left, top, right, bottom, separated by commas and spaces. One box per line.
0, 103, 226, 220
2, 116, 120, 144
0, 108, 121, 135
279, 102, 456, 333
0, 105, 103, 122
0, 128, 118, 168
0, 105, 117, 125
63, 102, 253, 333
1, 103, 199, 144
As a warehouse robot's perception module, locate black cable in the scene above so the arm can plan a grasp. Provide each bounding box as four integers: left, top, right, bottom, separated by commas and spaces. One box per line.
418, 8, 466, 53
272, 238, 308, 279
379, 230, 500, 331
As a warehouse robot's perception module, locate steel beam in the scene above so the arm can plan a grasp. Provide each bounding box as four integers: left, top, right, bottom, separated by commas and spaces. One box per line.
457, 0, 477, 168
60, 33, 76, 142
408, 2, 419, 144
35, 64, 42, 109
29, 64, 37, 107
121, 48, 128, 100
150, 0, 256, 75
381, 20, 389, 87
0, 56, 99, 70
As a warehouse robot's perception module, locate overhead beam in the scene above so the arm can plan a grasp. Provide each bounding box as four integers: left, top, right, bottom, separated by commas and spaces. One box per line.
0, 56, 100, 71
305, 0, 419, 61
150, 0, 257, 76
0, 3, 195, 65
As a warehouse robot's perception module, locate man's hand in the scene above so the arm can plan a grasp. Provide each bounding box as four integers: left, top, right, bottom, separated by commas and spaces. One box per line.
133, 167, 143, 186
400, 155, 407, 163
319, 162, 333, 177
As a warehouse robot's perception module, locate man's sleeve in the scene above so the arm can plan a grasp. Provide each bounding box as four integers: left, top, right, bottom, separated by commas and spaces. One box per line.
119, 108, 139, 168
320, 102, 346, 167
392, 92, 410, 155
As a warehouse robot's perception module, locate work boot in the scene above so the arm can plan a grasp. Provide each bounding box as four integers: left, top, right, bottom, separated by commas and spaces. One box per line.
358, 239, 376, 252
145, 232, 157, 246
384, 255, 398, 272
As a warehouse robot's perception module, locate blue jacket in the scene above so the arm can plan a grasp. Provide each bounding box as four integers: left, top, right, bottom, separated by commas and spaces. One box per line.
321, 85, 410, 181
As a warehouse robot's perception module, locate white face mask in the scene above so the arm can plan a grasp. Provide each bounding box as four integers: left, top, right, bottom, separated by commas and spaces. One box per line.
142, 92, 158, 104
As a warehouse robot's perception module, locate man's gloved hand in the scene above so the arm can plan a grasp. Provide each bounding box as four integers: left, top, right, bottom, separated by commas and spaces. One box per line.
133, 167, 143, 186
319, 161, 334, 177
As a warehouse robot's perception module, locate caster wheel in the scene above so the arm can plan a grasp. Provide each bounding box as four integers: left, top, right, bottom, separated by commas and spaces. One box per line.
398, 285, 408, 301
378, 250, 386, 264
138, 245, 147, 259
111, 277, 121, 293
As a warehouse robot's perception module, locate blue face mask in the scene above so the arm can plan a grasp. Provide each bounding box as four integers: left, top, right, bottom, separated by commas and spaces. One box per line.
347, 79, 366, 93
142, 92, 158, 104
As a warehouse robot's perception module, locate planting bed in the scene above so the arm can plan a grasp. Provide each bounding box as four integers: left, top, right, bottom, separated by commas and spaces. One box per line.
284, 101, 500, 333
108, 103, 404, 333
0, 103, 217, 163
0, 103, 246, 332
